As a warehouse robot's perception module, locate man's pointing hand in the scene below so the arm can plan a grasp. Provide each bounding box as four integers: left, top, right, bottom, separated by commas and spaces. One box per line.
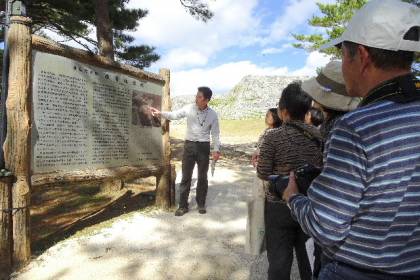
149, 107, 161, 117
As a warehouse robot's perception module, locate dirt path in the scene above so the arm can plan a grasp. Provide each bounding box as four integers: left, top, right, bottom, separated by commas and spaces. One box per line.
12, 143, 307, 280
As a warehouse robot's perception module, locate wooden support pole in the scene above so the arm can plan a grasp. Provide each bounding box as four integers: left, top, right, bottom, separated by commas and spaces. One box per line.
0, 177, 13, 280
156, 169, 170, 209
100, 179, 123, 193
155, 69, 172, 209
4, 16, 32, 268
170, 164, 176, 206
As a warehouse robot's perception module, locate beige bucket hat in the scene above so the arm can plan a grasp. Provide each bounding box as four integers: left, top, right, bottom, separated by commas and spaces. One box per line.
302, 61, 361, 112
321, 0, 420, 52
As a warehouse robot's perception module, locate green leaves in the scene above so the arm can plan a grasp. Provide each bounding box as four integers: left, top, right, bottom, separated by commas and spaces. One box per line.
117, 45, 160, 69
179, 0, 214, 22
0, 0, 215, 68
293, 0, 419, 75
293, 0, 367, 58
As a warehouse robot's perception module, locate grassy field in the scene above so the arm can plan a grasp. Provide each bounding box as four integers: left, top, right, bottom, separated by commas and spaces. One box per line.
170, 118, 266, 144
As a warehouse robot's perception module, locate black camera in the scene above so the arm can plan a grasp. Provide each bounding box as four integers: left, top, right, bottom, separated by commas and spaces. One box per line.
268, 164, 321, 197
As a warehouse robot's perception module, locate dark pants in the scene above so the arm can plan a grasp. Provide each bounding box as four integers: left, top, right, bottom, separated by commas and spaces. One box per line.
319, 259, 419, 280
265, 200, 312, 280
179, 141, 210, 209
313, 243, 323, 278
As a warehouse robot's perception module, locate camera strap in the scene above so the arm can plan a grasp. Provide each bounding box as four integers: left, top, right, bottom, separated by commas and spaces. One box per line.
359, 74, 420, 107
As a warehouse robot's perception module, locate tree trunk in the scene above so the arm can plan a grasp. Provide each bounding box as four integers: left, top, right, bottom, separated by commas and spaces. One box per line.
0, 177, 13, 280
155, 69, 172, 209
95, 0, 114, 60
4, 16, 32, 268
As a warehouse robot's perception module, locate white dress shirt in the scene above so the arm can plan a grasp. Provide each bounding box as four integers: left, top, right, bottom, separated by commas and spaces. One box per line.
162, 104, 221, 152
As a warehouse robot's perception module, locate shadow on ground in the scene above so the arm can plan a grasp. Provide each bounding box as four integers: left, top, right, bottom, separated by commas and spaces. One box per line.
30, 137, 255, 257
31, 183, 156, 254
13, 153, 306, 280
13, 138, 306, 280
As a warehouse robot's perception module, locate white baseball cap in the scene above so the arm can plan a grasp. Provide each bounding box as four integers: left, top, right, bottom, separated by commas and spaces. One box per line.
321, 0, 420, 52
302, 61, 361, 112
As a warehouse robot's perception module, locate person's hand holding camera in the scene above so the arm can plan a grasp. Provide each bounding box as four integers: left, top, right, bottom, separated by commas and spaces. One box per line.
282, 171, 299, 202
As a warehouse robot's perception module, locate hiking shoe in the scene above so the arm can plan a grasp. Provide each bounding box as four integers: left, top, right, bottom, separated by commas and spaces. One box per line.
198, 207, 206, 214
175, 207, 188, 216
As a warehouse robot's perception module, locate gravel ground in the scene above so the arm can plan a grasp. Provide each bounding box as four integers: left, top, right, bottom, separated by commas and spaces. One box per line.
12, 160, 311, 280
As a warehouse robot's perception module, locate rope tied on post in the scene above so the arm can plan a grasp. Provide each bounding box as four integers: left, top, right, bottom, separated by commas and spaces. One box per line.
1, 205, 29, 215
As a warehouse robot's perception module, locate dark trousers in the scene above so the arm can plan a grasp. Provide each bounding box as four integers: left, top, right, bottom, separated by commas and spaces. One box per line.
179, 141, 210, 209
313, 243, 323, 278
265, 200, 312, 280
319, 258, 419, 280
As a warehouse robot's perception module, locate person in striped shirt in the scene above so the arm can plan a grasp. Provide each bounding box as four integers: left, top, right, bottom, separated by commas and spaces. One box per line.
282, 1, 420, 279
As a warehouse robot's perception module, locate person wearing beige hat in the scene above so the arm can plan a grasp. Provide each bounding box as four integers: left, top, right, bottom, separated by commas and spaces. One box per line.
302, 60, 360, 279
302, 60, 360, 142
282, 0, 420, 279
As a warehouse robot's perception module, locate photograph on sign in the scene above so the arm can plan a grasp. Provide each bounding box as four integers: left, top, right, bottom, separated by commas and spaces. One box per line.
132, 91, 162, 128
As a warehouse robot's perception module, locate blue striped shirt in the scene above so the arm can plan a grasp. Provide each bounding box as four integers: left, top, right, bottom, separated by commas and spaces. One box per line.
290, 77, 420, 276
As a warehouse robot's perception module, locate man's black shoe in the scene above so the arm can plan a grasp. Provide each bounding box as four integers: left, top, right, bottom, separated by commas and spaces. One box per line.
198, 207, 206, 214
175, 207, 188, 216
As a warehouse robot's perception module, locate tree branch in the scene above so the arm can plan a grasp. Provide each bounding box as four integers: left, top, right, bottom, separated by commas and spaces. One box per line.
179, 0, 213, 22
46, 23, 97, 53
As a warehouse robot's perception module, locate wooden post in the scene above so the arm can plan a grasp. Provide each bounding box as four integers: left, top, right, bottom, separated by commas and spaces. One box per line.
100, 179, 123, 192
156, 69, 172, 209
170, 164, 176, 206
0, 177, 13, 280
4, 16, 32, 267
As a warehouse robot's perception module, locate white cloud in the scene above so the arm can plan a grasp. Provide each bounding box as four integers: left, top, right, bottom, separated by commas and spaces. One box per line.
172, 61, 289, 96
171, 51, 331, 96
266, 0, 317, 43
128, 0, 261, 69
128, 0, 332, 67
261, 44, 293, 55
290, 51, 331, 76
36, 0, 333, 98
263, 0, 336, 45
159, 49, 209, 69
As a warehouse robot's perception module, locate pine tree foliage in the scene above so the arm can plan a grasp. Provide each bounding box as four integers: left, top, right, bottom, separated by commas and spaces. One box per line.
293, 0, 419, 75
179, 0, 213, 22
0, 0, 214, 68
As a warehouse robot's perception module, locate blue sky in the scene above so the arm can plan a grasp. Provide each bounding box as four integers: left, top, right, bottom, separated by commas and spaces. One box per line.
126, 0, 333, 96
42, 0, 333, 96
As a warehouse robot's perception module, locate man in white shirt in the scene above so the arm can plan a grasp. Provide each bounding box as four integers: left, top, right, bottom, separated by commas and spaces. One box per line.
150, 87, 221, 216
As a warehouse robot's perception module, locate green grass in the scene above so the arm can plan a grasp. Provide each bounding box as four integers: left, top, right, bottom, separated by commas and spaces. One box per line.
209, 94, 237, 107
170, 118, 266, 144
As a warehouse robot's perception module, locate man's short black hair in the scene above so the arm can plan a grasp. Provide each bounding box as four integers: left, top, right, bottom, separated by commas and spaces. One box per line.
198, 86, 213, 100
342, 26, 419, 70
279, 82, 312, 121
